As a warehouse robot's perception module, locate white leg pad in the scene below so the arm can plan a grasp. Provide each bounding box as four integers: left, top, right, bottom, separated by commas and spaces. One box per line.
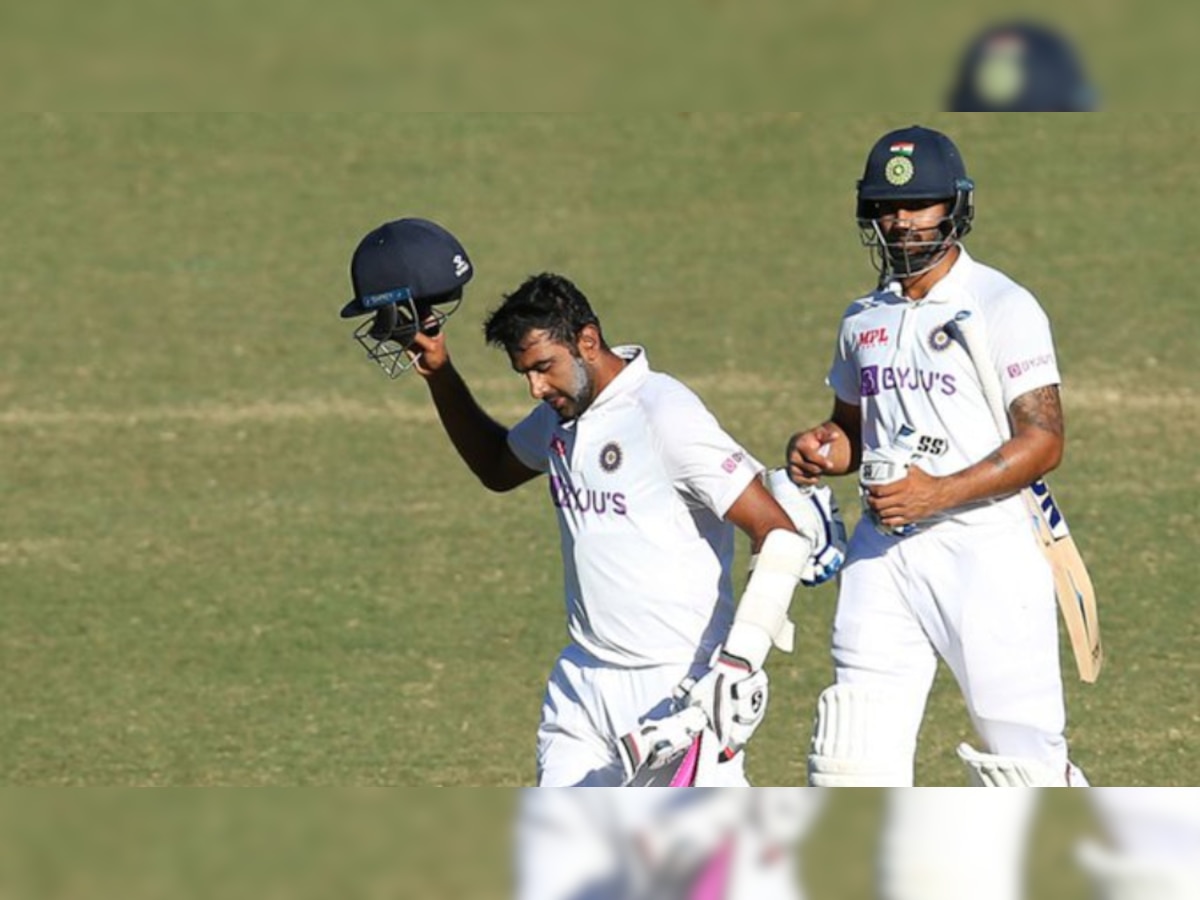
808, 684, 915, 787
1077, 840, 1200, 900
956, 743, 1066, 787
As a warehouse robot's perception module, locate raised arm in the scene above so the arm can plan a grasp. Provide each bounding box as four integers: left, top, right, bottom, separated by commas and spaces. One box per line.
410, 330, 539, 493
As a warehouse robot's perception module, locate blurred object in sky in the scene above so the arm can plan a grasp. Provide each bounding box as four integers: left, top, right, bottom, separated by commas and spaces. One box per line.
947, 21, 1097, 111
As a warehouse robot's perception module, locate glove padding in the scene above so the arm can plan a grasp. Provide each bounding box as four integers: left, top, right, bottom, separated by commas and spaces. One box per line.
680, 651, 769, 761
764, 470, 847, 586
618, 706, 709, 783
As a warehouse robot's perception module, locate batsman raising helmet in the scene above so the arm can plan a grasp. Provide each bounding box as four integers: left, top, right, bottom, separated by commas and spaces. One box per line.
340, 217, 473, 378
340, 225, 847, 785
787, 125, 1091, 786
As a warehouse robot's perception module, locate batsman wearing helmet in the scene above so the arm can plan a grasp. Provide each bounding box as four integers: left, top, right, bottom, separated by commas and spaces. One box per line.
787, 126, 1089, 786
340, 221, 847, 786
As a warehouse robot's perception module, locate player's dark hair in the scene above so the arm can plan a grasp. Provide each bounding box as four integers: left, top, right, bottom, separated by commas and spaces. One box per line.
484, 273, 603, 354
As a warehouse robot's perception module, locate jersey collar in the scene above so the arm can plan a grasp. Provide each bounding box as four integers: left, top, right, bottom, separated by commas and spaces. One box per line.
581, 345, 648, 417
921, 245, 975, 304
882, 244, 974, 305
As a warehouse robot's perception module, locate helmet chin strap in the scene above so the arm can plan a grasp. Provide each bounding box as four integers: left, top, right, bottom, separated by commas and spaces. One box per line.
351, 293, 462, 379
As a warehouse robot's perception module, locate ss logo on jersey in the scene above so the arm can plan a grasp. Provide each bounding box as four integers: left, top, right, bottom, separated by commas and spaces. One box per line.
916, 435, 949, 456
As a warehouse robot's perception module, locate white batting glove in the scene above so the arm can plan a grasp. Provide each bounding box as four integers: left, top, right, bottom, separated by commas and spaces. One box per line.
765, 470, 847, 586
618, 706, 709, 783
679, 648, 770, 761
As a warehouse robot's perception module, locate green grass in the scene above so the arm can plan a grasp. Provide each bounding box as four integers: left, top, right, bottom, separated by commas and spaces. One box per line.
0, 789, 1103, 899
1, 115, 1197, 790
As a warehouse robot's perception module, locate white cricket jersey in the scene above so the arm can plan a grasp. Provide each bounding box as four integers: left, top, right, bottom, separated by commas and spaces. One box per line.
508, 346, 763, 667
827, 247, 1062, 526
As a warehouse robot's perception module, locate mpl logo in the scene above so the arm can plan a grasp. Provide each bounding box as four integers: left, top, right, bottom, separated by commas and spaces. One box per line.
854, 327, 890, 350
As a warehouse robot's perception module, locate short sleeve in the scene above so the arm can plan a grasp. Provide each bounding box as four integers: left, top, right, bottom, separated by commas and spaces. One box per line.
643, 381, 763, 519
983, 288, 1062, 408
826, 326, 859, 404
507, 403, 556, 473
826, 299, 867, 404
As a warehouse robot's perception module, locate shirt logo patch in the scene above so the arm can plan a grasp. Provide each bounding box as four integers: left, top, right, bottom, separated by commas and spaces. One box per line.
599, 442, 623, 473
885, 155, 915, 186
854, 327, 890, 350
721, 451, 746, 474
1006, 354, 1054, 379
928, 325, 952, 352
548, 476, 628, 516
860, 364, 957, 397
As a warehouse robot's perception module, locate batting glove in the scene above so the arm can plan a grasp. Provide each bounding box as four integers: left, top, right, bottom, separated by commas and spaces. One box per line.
679, 649, 769, 761
618, 706, 709, 783
764, 470, 847, 586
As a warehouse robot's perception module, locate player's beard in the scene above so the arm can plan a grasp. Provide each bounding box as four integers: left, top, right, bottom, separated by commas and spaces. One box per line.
551, 355, 596, 421
881, 222, 954, 279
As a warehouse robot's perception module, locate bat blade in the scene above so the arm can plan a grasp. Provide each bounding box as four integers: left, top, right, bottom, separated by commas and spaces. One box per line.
950, 310, 1102, 684
1045, 531, 1103, 682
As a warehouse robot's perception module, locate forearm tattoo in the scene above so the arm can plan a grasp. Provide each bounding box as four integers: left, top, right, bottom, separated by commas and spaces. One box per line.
1009, 385, 1065, 438
986, 449, 1010, 471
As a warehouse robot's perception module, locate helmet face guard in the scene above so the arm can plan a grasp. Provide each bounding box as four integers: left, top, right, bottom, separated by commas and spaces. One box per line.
350, 287, 462, 378
857, 181, 974, 282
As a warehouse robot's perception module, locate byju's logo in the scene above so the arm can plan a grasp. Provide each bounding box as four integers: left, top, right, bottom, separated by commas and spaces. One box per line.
549, 476, 628, 516
1006, 354, 1054, 379
860, 365, 957, 397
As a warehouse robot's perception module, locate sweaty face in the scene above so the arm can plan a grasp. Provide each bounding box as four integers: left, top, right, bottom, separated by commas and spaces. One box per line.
510, 329, 596, 421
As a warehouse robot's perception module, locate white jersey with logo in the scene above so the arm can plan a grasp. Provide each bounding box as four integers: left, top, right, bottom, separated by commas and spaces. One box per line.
508, 346, 763, 668
827, 247, 1062, 526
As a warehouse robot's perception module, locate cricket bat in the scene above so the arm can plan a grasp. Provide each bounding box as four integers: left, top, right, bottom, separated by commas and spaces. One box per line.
949, 311, 1103, 683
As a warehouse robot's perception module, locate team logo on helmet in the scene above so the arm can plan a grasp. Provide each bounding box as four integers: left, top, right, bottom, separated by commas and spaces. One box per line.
975, 35, 1028, 105
928, 324, 952, 352
885, 155, 915, 186
599, 442, 623, 473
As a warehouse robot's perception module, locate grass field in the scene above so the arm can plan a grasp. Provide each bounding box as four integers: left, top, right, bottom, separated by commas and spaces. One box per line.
0, 789, 1103, 899
1, 115, 1198, 794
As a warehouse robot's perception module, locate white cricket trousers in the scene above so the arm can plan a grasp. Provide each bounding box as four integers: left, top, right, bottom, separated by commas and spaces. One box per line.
537, 643, 749, 787
832, 516, 1070, 776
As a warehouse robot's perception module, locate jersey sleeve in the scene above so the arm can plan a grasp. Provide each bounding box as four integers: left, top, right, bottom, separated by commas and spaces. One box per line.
982, 287, 1062, 408
826, 301, 865, 404
506, 403, 555, 473
642, 380, 763, 519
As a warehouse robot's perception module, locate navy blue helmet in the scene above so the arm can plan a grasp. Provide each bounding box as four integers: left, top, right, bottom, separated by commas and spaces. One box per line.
856, 125, 975, 281
341, 218, 473, 377
948, 22, 1096, 112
